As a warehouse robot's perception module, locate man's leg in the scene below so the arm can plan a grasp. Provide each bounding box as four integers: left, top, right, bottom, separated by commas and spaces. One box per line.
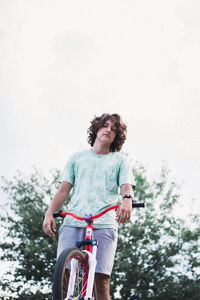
92, 228, 118, 300
57, 226, 85, 258
95, 273, 110, 300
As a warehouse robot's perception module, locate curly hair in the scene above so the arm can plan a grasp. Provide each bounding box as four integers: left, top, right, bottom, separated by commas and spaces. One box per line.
87, 113, 127, 152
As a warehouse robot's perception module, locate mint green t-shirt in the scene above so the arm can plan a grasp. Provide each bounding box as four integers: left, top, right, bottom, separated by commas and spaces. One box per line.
58, 149, 135, 228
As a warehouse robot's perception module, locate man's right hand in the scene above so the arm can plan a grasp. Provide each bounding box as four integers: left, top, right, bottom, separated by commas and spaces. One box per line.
43, 213, 56, 237
42, 182, 72, 237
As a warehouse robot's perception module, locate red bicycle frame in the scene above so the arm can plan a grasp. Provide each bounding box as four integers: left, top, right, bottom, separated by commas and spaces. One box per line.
53, 202, 145, 298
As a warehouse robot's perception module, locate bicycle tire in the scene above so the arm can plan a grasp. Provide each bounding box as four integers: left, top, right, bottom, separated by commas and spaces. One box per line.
53, 247, 90, 300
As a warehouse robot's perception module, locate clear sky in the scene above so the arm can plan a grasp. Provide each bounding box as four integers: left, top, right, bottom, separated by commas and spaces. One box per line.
0, 0, 200, 214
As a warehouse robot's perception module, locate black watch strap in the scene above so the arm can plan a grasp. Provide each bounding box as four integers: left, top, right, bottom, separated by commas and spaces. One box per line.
122, 194, 134, 201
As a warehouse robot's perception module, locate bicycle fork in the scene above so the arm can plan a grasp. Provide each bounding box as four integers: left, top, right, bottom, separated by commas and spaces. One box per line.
66, 258, 79, 299
83, 244, 97, 299
66, 244, 97, 300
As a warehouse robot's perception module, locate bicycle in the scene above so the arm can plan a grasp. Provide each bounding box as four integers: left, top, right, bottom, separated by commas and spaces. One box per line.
52, 201, 145, 300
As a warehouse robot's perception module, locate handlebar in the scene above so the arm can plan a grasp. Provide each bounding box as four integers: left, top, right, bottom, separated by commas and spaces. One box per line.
53, 202, 145, 221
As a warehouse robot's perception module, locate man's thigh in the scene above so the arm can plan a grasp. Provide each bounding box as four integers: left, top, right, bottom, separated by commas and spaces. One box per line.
93, 228, 118, 276
57, 226, 118, 276
57, 226, 85, 258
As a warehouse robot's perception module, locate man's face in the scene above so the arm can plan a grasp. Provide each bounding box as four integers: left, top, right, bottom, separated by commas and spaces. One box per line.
96, 119, 117, 145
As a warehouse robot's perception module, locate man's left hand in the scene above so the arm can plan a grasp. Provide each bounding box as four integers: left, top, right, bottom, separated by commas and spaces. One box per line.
116, 198, 132, 224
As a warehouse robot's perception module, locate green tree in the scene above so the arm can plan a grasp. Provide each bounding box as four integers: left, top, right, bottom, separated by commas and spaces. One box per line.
0, 165, 199, 299
0, 168, 63, 299
110, 164, 200, 299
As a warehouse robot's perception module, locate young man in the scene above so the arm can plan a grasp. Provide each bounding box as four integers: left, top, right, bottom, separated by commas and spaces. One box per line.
43, 113, 135, 300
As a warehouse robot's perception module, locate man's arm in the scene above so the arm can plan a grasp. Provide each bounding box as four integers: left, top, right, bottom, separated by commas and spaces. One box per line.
43, 181, 72, 237
116, 184, 134, 224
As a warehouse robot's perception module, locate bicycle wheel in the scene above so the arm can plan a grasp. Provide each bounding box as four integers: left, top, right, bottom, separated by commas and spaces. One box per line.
53, 247, 89, 300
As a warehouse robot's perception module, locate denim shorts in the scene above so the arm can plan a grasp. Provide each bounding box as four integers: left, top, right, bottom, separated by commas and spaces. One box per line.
57, 226, 118, 276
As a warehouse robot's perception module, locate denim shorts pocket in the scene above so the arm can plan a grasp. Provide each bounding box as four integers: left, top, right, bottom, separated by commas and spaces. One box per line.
109, 228, 118, 241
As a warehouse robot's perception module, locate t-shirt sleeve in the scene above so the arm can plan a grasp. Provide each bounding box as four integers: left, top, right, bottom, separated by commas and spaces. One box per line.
58, 153, 76, 185
118, 156, 136, 189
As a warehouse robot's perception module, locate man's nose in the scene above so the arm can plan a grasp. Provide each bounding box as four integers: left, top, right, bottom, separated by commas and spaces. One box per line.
106, 126, 111, 132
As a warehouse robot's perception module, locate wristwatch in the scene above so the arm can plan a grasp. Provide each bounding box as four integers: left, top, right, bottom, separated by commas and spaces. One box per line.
122, 194, 134, 201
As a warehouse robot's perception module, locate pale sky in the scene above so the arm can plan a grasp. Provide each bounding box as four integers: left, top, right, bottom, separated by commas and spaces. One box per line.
0, 0, 200, 215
